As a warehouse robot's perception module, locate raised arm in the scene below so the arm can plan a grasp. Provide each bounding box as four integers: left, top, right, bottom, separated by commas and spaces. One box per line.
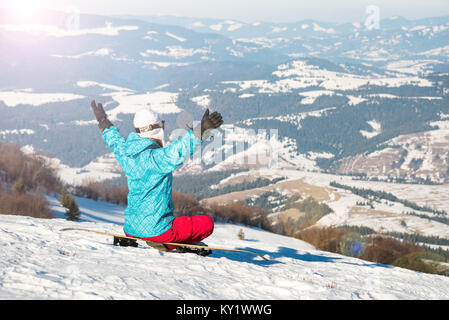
91, 100, 113, 132
149, 109, 223, 174
90, 100, 127, 168
192, 108, 223, 140
148, 129, 201, 174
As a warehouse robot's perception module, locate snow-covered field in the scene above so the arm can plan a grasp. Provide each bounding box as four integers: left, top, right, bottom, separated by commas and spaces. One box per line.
204, 169, 449, 240
222, 59, 433, 95
76, 80, 182, 121
0, 89, 85, 107
1, 195, 449, 299
338, 116, 449, 183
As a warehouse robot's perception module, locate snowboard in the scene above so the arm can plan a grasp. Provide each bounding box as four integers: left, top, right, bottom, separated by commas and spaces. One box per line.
61, 227, 269, 260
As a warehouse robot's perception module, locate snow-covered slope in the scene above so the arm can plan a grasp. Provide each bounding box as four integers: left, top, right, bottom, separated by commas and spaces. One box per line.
1, 196, 449, 299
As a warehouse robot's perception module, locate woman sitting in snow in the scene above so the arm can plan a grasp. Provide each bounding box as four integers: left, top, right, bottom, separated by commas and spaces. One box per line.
90, 100, 223, 253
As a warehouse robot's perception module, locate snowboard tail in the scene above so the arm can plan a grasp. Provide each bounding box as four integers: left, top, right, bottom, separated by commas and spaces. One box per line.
61, 227, 269, 260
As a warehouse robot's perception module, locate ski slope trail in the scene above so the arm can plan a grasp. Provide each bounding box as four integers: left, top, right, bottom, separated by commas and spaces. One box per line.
0, 196, 449, 299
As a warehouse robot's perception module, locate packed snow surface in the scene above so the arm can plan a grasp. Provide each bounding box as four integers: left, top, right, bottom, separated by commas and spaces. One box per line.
1, 196, 449, 299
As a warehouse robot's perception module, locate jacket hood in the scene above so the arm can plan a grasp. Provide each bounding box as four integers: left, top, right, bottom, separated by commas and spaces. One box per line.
125, 132, 160, 156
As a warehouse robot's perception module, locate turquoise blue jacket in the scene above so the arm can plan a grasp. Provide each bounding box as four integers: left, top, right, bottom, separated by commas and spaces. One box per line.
102, 126, 202, 237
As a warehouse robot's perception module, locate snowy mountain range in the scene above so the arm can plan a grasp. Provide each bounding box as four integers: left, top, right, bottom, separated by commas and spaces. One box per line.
0, 9, 449, 183
124, 14, 449, 63
1, 195, 449, 299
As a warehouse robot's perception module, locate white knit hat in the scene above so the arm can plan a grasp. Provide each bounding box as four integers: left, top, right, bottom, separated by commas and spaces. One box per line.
133, 109, 165, 145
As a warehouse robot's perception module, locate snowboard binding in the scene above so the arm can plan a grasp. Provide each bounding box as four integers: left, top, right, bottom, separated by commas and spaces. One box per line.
175, 243, 212, 257
146, 240, 212, 256
113, 236, 138, 247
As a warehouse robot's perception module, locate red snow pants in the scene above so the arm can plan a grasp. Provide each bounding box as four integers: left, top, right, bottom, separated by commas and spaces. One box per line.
126, 215, 214, 247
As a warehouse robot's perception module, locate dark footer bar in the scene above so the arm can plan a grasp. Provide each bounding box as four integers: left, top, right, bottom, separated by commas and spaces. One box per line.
0, 300, 446, 318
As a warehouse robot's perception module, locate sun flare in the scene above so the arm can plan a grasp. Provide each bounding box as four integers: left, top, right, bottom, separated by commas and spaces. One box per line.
8, 0, 43, 22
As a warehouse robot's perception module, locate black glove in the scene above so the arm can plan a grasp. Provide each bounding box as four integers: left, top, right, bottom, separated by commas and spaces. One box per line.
193, 109, 223, 140
91, 100, 113, 132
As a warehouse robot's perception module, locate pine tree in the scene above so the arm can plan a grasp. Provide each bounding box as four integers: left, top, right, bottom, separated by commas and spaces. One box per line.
60, 186, 69, 207
60, 187, 80, 221
65, 196, 81, 221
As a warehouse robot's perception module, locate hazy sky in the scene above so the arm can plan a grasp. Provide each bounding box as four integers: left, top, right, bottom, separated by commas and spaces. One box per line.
1, 0, 449, 23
